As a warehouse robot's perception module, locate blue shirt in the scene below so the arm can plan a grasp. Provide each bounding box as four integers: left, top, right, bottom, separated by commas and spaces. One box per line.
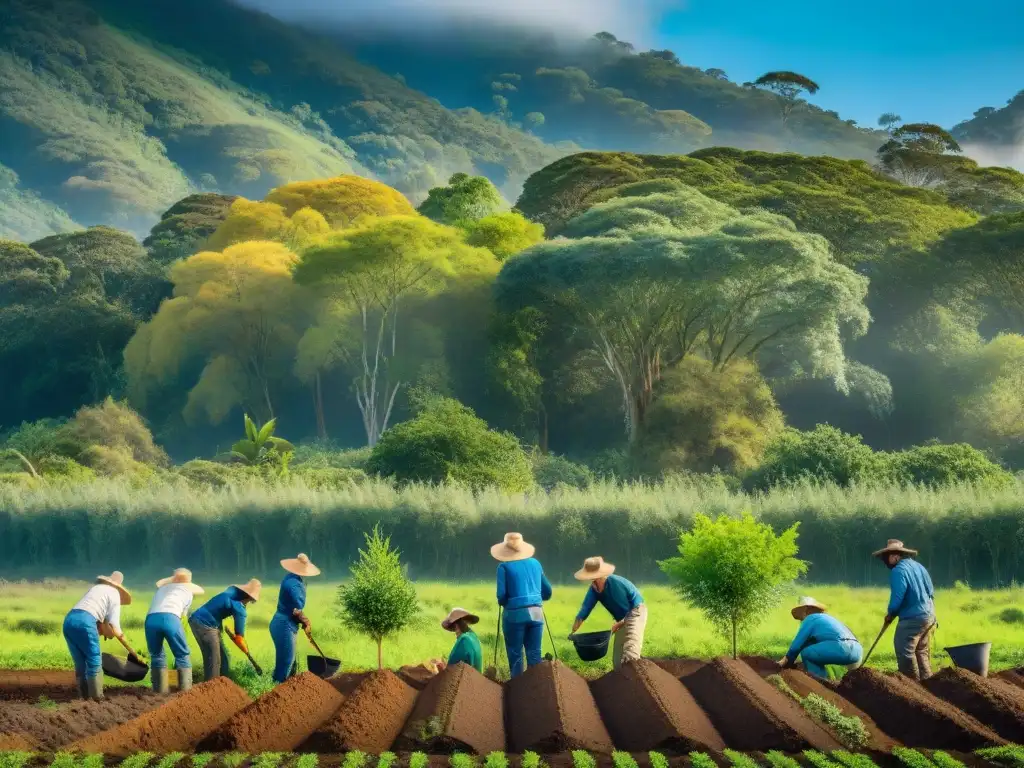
191, 588, 248, 636
786, 612, 858, 663
496, 558, 552, 610
576, 574, 644, 622
887, 558, 935, 620
276, 573, 307, 624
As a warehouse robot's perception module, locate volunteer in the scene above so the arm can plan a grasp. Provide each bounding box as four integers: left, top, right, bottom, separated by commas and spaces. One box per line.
875, 539, 936, 680
189, 578, 261, 681
63, 571, 134, 700
270, 553, 320, 683
778, 597, 862, 679
571, 557, 647, 668
493, 533, 553, 678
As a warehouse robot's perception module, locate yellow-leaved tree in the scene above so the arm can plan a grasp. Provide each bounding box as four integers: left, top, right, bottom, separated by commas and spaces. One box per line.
205, 199, 330, 251
265, 176, 415, 228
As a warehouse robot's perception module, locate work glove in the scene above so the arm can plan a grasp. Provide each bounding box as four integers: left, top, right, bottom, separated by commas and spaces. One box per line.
232, 634, 249, 654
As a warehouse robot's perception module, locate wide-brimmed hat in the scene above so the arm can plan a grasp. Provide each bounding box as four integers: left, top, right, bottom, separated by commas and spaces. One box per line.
872, 539, 918, 560
281, 553, 321, 577
574, 556, 616, 581
96, 571, 132, 605
233, 578, 262, 602
490, 533, 535, 562
791, 596, 828, 620
441, 607, 480, 632
156, 568, 204, 595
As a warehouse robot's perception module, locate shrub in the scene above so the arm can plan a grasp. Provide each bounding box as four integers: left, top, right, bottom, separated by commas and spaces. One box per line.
647, 753, 669, 768
931, 754, 966, 768
803, 752, 842, 768
998, 607, 1024, 624
190, 755, 214, 768
612, 752, 639, 768
521, 753, 543, 768
689, 754, 717, 768
367, 397, 533, 492
174, 460, 260, 488
531, 453, 594, 491
765, 753, 802, 768
410, 755, 429, 768
570, 752, 596, 768
801, 694, 869, 748
745, 425, 887, 491
292, 442, 371, 470
483, 753, 508, 768
450, 754, 476, 768
1, 418, 73, 465
893, 749, 936, 768
291, 467, 368, 490
886, 443, 1012, 488
377, 754, 398, 768
118, 754, 156, 768
36, 455, 96, 483
724, 751, 760, 768
342, 752, 367, 768
64, 398, 169, 467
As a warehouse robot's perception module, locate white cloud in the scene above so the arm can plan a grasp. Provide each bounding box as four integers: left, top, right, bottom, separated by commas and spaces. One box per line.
963, 139, 1024, 172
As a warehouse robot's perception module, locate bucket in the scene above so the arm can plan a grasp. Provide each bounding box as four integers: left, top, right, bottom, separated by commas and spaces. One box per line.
945, 642, 992, 677
102, 652, 149, 682
569, 630, 611, 662
307, 654, 341, 679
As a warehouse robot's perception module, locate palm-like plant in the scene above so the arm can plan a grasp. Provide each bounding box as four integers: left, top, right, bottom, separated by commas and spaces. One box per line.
231, 414, 295, 466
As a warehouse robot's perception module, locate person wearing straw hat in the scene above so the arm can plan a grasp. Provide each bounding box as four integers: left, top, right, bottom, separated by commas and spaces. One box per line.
146, 568, 204, 693
777, 597, 862, 680
571, 557, 647, 668
270, 553, 321, 683
493, 533, 553, 678
432, 608, 484, 674
63, 571, 134, 700
189, 578, 261, 682
875, 539, 936, 680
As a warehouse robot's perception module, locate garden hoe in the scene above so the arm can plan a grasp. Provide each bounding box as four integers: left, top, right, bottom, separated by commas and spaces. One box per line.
858, 618, 893, 668
221, 624, 263, 675
485, 605, 503, 681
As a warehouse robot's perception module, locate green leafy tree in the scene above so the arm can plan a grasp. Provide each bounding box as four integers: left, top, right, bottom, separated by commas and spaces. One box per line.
753, 71, 820, 125
744, 425, 886, 491
660, 513, 807, 657
337, 526, 418, 669
887, 443, 1011, 488
417, 174, 508, 225
877, 123, 962, 187
463, 212, 544, 261
0, 241, 69, 303
877, 112, 902, 133
143, 193, 239, 264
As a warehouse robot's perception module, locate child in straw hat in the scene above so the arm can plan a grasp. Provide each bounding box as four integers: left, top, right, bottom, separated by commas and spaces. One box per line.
493, 533, 552, 678
874, 539, 936, 680
146, 568, 204, 693
63, 571, 133, 700
189, 578, 261, 682
271, 553, 321, 683
571, 557, 647, 668
432, 607, 484, 674
778, 597, 862, 680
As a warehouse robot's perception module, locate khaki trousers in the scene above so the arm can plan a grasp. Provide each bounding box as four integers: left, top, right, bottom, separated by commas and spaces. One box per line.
612, 604, 648, 668
894, 616, 935, 680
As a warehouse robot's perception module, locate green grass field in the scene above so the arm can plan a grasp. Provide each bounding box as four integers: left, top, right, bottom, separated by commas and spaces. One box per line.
2, 580, 1023, 681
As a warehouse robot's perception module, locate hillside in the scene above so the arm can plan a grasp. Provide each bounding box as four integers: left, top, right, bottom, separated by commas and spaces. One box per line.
953, 88, 1024, 163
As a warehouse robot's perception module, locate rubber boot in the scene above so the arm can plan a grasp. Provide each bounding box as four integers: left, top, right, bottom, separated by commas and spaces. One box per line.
86, 674, 104, 701
76, 674, 88, 700
177, 667, 192, 693
152, 667, 169, 694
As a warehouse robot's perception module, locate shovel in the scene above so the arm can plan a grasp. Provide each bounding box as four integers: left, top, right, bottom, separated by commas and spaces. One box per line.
304, 628, 341, 678
858, 620, 893, 668
221, 624, 263, 675
485, 606, 503, 681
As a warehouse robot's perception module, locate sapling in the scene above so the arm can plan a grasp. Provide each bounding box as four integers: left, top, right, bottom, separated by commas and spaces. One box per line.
647, 753, 669, 768
484, 752, 509, 768
724, 750, 760, 768
119, 754, 156, 768
410, 753, 430, 768
689, 753, 717, 768
378, 752, 399, 768
571, 752, 596, 768
343, 751, 368, 768
612, 752, 639, 768
521, 751, 544, 768
451, 753, 477, 768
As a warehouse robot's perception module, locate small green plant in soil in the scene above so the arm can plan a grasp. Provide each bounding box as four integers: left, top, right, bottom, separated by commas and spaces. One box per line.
689, 753, 718, 768
571, 751, 596, 768
931, 753, 966, 768
190, 755, 214, 768
765, 752, 802, 768
612, 752, 639, 768
221, 753, 251, 768
410, 753, 429, 768
154, 753, 185, 768
647, 753, 669, 768
51, 752, 104, 768
0, 752, 33, 768
832, 750, 879, 768
252, 753, 285, 768
521, 751, 544, 768
893, 748, 937, 768
802, 751, 842, 768
295, 756, 320, 768
802, 694, 869, 749
119, 753, 155, 768
977, 747, 1024, 768
724, 750, 760, 768
35, 694, 58, 710
378, 752, 398, 768
484, 752, 508, 768
451, 753, 477, 768
343, 751, 369, 768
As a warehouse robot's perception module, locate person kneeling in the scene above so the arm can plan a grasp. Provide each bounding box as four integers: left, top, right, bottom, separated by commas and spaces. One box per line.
432, 607, 484, 674
778, 597, 862, 680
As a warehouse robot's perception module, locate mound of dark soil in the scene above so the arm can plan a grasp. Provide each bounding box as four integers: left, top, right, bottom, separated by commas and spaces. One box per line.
924, 667, 1024, 743
199, 672, 342, 753
310, 669, 419, 753
995, 669, 1024, 691
838, 667, 1004, 750
649, 659, 708, 680
591, 658, 725, 753
397, 662, 504, 754
683, 656, 840, 752
505, 660, 613, 754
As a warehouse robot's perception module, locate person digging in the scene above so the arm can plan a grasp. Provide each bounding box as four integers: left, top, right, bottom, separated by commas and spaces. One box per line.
146, 568, 204, 693
777, 597, 862, 680
571, 557, 647, 668
271, 553, 320, 683
189, 578, 261, 681
430, 608, 484, 674
875, 538, 937, 680
63, 571, 138, 700
493, 532, 553, 678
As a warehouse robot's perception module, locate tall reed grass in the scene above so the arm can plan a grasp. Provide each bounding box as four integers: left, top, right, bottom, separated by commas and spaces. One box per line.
1, 477, 1021, 586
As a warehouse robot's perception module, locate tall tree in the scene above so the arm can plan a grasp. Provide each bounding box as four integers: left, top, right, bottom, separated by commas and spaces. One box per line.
417, 173, 507, 225
753, 71, 820, 125
877, 112, 902, 134
877, 122, 963, 187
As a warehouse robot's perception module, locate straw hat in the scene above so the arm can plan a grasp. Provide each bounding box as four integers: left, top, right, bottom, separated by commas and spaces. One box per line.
96, 571, 132, 605
574, 556, 615, 581
441, 607, 480, 632
490, 533, 535, 562
155, 568, 204, 595
233, 578, 262, 602
281, 553, 321, 577
872, 539, 918, 560
791, 596, 828, 621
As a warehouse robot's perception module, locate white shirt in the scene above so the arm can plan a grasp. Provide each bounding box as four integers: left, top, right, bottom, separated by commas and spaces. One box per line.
147, 584, 194, 618
72, 584, 122, 634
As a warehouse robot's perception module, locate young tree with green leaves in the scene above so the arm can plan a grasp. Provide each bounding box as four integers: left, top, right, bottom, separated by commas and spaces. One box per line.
659, 513, 807, 658
877, 112, 902, 134
753, 71, 820, 125
337, 526, 419, 669
877, 123, 963, 187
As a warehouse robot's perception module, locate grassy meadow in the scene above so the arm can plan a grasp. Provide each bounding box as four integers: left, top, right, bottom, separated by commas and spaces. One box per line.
3, 580, 1024, 684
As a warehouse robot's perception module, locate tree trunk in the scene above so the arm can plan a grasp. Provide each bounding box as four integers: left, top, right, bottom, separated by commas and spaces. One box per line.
314, 372, 327, 440
377, 638, 383, 670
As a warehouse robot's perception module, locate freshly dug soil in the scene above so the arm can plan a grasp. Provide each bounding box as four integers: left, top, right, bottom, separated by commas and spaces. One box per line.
505, 660, 613, 754
310, 669, 418, 753
0, 670, 78, 701
0, 732, 37, 750
199, 672, 342, 753
683, 656, 840, 752
397, 662, 504, 754
0, 688, 164, 750
398, 664, 438, 691
995, 669, 1024, 691
650, 658, 707, 680
591, 658, 725, 753
67, 677, 252, 757
924, 667, 1024, 742
838, 667, 1004, 750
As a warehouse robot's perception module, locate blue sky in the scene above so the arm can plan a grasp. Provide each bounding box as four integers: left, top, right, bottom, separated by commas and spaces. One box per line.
653, 0, 1023, 130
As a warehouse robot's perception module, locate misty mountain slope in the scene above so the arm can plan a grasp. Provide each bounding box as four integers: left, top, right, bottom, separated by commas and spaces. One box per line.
953, 88, 1024, 166
0, 163, 79, 242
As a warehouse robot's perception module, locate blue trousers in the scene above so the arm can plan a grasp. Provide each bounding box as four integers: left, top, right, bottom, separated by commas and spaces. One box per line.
145, 612, 191, 670
503, 607, 544, 678
801, 639, 863, 679
270, 611, 298, 683
64, 609, 102, 678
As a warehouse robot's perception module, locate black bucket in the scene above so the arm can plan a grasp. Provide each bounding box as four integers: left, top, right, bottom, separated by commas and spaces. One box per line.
945, 642, 991, 677
569, 631, 611, 662
102, 652, 149, 682
307, 654, 341, 679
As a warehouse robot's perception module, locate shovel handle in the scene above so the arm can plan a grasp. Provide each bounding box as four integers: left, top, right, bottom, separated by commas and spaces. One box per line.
305, 630, 327, 661
221, 624, 262, 674
859, 621, 892, 668
115, 633, 143, 663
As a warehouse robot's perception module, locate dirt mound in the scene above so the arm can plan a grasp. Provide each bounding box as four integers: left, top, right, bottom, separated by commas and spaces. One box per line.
591, 658, 724, 753
683, 656, 840, 752
924, 667, 1024, 742
0, 670, 78, 702
995, 669, 1024, 691
505, 660, 613, 754
309, 669, 419, 753
0, 732, 37, 750
649, 659, 707, 680
838, 667, 1004, 750
397, 662, 504, 754
199, 672, 342, 753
